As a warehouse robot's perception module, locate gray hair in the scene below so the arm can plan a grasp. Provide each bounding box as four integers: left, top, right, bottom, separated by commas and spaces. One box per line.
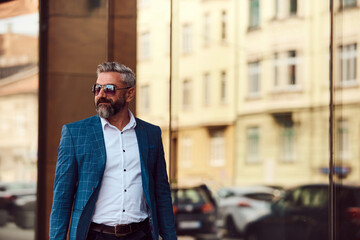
96, 62, 136, 87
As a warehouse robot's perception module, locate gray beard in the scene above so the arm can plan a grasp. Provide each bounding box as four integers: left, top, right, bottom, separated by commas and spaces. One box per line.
96, 104, 115, 119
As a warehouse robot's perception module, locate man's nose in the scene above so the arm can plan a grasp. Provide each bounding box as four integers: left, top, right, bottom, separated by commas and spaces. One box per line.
97, 87, 107, 97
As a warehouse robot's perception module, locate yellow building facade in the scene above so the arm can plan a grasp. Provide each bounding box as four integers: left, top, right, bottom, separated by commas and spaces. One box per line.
0, 67, 38, 181
136, 0, 360, 189
0, 29, 38, 182
235, 0, 360, 187
137, 0, 236, 189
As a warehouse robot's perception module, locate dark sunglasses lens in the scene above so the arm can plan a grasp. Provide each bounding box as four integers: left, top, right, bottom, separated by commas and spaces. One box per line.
93, 85, 101, 95
103, 85, 116, 95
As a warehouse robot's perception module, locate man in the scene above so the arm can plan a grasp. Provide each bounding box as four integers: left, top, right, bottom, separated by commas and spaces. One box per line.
49, 62, 177, 240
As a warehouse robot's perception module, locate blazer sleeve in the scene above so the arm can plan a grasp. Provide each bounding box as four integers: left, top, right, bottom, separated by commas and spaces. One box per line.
49, 125, 78, 240
154, 127, 177, 240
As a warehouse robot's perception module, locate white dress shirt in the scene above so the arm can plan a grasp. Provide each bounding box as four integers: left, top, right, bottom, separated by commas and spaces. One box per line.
91, 111, 148, 225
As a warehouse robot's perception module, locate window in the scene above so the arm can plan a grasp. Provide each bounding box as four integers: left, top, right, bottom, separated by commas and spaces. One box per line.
249, 0, 260, 29
220, 71, 227, 103
281, 124, 295, 162
203, 73, 211, 106
183, 79, 192, 109
183, 24, 193, 54
247, 127, 260, 163
248, 61, 261, 97
221, 11, 227, 41
274, 52, 280, 89
339, 44, 357, 86
289, 0, 297, 15
203, 13, 211, 45
274, 0, 280, 18
210, 130, 225, 167
140, 85, 150, 112
15, 114, 26, 136
182, 137, 193, 168
287, 50, 297, 86
337, 119, 349, 161
340, 0, 357, 8
140, 32, 150, 60
138, 0, 150, 8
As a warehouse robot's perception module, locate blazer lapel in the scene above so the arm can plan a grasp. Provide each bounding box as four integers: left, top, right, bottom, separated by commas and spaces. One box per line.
90, 116, 106, 183
135, 120, 151, 208
135, 120, 149, 170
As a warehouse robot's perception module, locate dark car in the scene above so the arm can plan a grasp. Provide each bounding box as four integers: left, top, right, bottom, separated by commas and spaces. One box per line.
0, 182, 36, 227
171, 185, 217, 236
244, 184, 360, 240
13, 194, 36, 229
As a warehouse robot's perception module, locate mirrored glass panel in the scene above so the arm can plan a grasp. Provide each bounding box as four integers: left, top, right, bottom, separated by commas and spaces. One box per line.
136, 1, 360, 240
136, 0, 171, 171
0, 1, 38, 239
334, 0, 360, 240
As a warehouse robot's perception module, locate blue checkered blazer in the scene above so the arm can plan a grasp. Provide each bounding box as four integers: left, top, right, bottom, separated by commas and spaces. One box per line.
49, 115, 177, 240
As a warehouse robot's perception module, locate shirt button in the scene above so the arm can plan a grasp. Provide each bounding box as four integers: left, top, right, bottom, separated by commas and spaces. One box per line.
124, 189, 127, 192
124, 169, 126, 172
123, 210, 125, 212
121, 132, 123, 134
123, 150, 125, 152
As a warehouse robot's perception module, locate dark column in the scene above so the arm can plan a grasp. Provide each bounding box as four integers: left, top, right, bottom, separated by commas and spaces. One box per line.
108, 0, 137, 112
37, 0, 137, 239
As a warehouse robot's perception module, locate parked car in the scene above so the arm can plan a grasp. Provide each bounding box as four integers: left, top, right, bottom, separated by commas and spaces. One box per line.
0, 182, 36, 227
171, 185, 217, 236
13, 194, 36, 229
244, 184, 360, 240
216, 185, 281, 237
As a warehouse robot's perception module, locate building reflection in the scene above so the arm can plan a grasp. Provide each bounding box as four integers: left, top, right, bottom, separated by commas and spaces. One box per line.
0, 0, 359, 239
136, 0, 359, 189
0, 7, 38, 183
0, 1, 38, 238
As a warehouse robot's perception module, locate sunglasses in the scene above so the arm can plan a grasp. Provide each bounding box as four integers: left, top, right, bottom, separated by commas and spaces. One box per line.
92, 84, 131, 96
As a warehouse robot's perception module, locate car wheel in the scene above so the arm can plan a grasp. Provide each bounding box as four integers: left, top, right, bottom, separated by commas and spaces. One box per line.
0, 209, 8, 226
14, 210, 35, 229
225, 216, 239, 237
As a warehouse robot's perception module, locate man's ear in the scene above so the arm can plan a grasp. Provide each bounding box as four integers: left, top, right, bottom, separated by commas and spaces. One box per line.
126, 87, 136, 103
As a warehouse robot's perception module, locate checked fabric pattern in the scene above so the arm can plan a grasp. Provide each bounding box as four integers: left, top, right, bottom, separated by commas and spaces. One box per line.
49, 116, 177, 240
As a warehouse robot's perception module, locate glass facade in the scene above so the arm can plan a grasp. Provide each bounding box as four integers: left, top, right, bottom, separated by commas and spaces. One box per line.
1, 0, 360, 239
0, 2, 38, 238
136, 0, 360, 240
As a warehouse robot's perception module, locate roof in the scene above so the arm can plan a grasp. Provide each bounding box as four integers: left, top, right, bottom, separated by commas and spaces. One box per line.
0, 0, 37, 19
0, 65, 38, 96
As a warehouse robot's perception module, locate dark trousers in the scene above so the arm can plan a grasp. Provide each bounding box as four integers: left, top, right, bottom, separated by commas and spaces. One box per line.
86, 223, 153, 240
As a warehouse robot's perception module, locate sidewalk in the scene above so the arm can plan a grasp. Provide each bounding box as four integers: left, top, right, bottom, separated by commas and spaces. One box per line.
0, 223, 34, 240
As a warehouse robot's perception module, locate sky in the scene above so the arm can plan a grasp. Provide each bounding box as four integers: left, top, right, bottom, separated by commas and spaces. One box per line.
0, 13, 38, 36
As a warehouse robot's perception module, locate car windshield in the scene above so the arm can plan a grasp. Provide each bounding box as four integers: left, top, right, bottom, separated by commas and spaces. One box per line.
172, 188, 207, 205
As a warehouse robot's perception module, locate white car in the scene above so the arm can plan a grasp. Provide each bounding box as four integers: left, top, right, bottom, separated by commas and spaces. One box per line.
216, 186, 282, 237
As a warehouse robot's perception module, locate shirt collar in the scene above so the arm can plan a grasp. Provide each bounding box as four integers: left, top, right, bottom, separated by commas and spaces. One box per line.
100, 110, 137, 131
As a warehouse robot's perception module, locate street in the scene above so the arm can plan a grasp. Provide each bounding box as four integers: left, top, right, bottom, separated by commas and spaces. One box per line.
0, 223, 34, 240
